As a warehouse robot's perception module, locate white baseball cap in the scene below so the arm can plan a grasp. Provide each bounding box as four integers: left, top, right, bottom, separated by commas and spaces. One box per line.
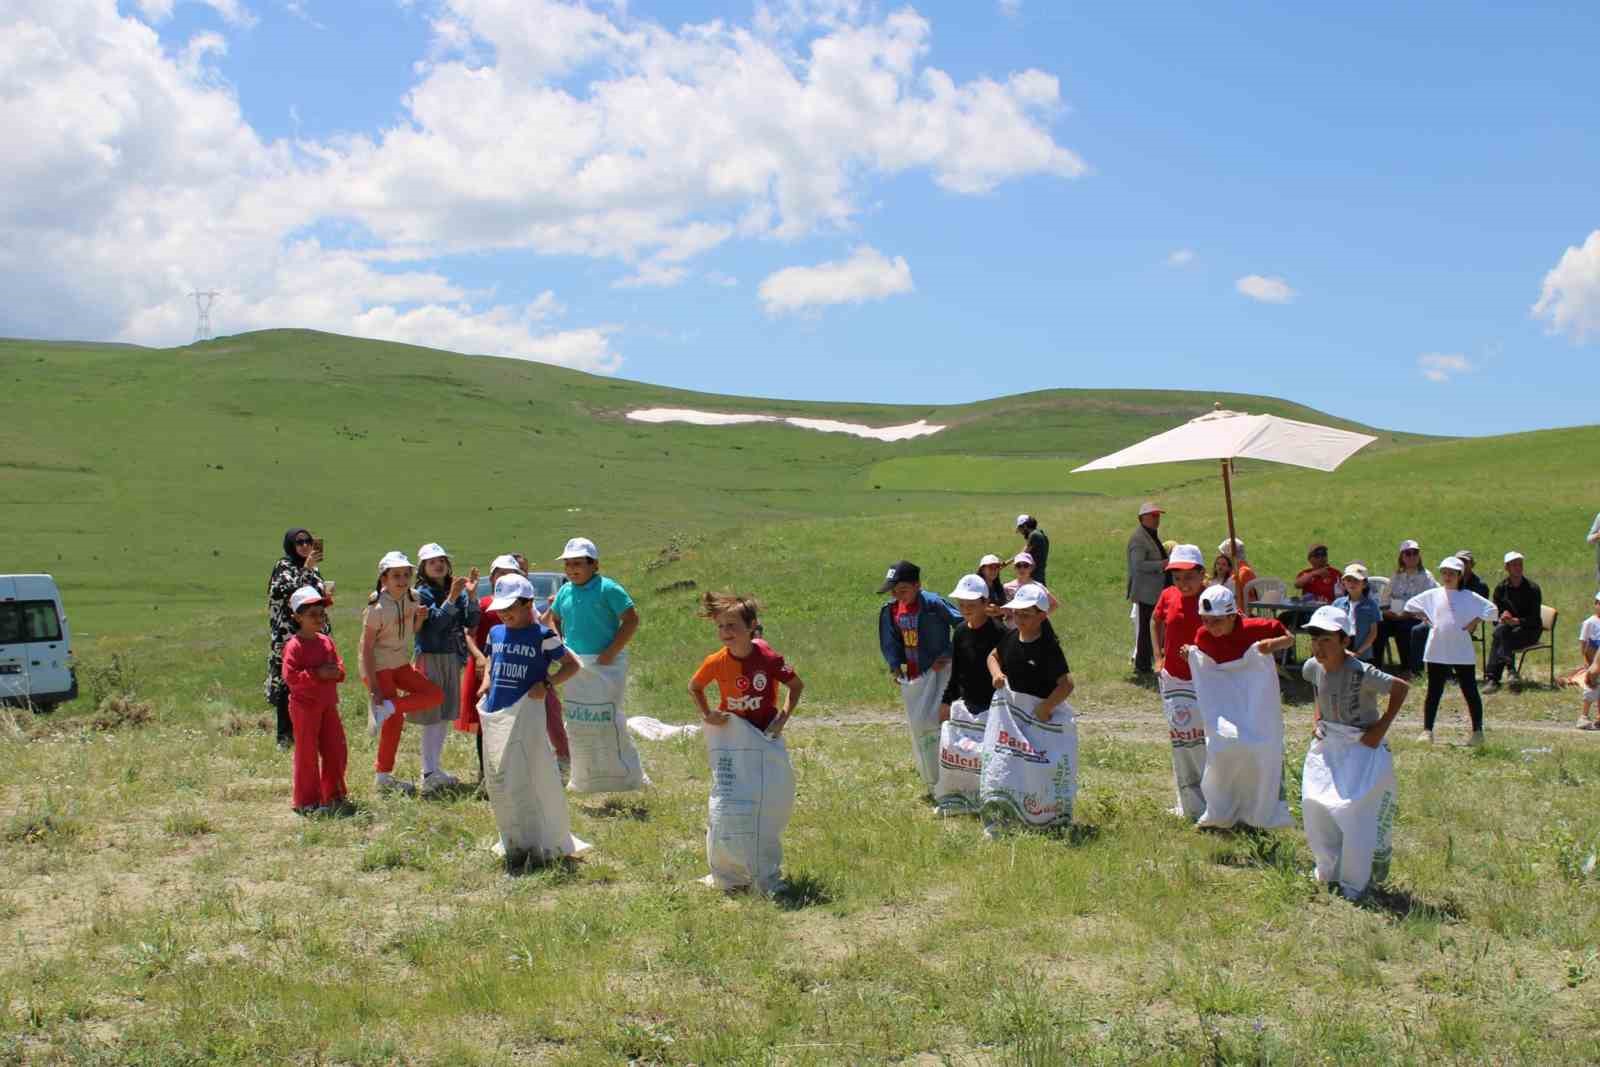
490, 553, 523, 574
1015, 514, 1033, 527
1341, 562, 1369, 580
1302, 604, 1355, 635
1218, 537, 1245, 556
1438, 556, 1464, 573
488, 574, 537, 611
1014, 551, 1036, 567
417, 542, 449, 563
1504, 551, 1525, 565
289, 586, 328, 613
377, 550, 413, 573
1139, 501, 1164, 517
1593, 591, 1600, 602
1165, 543, 1205, 571
1198, 584, 1237, 617
558, 537, 599, 561
1398, 539, 1420, 553
949, 574, 991, 601
978, 553, 1003, 568
1004, 583, 1051, 612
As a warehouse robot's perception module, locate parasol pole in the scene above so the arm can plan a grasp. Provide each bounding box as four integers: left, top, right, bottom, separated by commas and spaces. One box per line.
1220, 457, 1238, 566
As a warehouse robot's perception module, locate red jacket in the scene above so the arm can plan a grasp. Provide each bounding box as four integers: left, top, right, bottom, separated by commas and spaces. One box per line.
282, 633, 345, 711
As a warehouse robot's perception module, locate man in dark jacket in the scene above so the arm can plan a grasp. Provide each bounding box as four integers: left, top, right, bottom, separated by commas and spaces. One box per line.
1454, 549, 1491, 598
1013, 514, 1051, 587
1484, 551, 1543, 690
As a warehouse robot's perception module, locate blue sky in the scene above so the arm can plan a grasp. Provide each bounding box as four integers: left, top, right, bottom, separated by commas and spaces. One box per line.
9, 2, 1600, 435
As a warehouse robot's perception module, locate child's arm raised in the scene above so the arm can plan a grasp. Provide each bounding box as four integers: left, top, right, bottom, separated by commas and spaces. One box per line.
597, 606, 639, 666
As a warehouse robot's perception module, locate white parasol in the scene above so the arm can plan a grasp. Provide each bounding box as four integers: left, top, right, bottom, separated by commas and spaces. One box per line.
1072, 405, 1378, 559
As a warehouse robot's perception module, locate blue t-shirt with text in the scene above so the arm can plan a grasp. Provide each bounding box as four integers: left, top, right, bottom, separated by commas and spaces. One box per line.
483, 622, 567, 714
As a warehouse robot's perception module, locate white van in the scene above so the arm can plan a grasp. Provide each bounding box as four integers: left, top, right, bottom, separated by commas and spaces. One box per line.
0, 575, 77, 712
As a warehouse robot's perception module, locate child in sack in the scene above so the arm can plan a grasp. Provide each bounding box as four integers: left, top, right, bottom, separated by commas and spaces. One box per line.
361, 551, 445, 797
477, 574, 588, 870
281, 587, 353, 817
413, 543, 479, 795
877, 560, 963, 790
1299, 605, 1410, 900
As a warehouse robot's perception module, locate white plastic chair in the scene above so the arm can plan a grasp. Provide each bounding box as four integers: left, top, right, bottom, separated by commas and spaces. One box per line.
1245, 578, 1285, 604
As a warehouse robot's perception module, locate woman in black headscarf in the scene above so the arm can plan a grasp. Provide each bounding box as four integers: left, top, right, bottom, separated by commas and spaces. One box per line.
266, 527, 329, 747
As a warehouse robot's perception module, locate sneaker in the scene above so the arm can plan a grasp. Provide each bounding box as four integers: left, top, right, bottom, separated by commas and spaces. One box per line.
326, 798, 358, 818
421, 770, 459, 795
1578, 718, 1591, 730
1468, 730, 1485, 748
1481, 680, 1501, 694
374, 772, 416, 796
368, 699, 396, 737
1415, 729, 1433, 743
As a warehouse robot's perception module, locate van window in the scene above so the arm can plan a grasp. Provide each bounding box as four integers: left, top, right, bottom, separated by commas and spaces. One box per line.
0, 601, 63, 643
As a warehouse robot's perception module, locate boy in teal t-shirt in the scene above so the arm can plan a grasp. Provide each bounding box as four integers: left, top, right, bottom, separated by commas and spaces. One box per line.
549, 537, 640, 661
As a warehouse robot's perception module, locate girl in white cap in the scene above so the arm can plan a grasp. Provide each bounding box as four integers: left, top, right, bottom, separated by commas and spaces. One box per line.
1379, 540, 1436, 674
281, 587, 352, 816
1405, 557, 1495, 745
411, 544, 480, 795
361, 552, 444, 796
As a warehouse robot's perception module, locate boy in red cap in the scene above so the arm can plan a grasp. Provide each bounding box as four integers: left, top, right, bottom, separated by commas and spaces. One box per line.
1151, 544, 1212, 819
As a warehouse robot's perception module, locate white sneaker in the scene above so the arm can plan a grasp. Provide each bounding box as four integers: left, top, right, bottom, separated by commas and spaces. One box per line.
374, 772, 416, 796
1415, 729, 1433, 743
421, 770, 459, 795
1468, 730, 1485, 748
368, 699, 396, 737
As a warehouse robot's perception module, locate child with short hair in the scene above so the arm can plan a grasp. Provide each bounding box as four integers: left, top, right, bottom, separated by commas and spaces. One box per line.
1578, 594, 1600, 729
549, 537, 648, 793
691, 592, 802, 893
477, 574, 588, 870
281, 587, 352, 816
877, 559, 963, 789
360, 551, 445, 797
413, 543, 479, 795
1151, 544, 1212, 820
1299, 605, 1409, 900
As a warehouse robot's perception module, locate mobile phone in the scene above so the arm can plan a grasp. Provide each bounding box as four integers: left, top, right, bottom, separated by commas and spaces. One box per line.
312, 537, 325, 555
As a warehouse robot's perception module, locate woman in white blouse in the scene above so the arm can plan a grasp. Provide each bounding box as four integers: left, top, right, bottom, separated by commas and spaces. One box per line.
1380, 539, 1436, 673
1406, 556, 1495, 746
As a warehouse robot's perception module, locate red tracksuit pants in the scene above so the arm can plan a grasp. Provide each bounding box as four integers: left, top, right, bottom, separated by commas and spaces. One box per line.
290, 699, 349, 809
373, 664, 444, 773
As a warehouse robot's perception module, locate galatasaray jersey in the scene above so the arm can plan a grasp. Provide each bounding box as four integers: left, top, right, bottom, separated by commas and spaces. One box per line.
691, 641, 796, 732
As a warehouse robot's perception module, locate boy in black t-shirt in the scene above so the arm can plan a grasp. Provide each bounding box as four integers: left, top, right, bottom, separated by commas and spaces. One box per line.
988, 583, 1073, 720
940, 575, 1004, 721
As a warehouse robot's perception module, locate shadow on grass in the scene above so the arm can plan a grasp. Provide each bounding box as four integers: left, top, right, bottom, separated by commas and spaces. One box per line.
1126, 672, 1160, 693
1206, 826, 1297, 871
421, 781, 479, 803
773, 871, 835, 911
1360, 884, 1466, 922
505, 853, 586, 881
579, 798, 651, 821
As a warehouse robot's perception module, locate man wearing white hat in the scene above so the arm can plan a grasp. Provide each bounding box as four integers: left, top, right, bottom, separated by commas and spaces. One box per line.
1484, 552, 1544, 691
1125, 502, 1169, 674
1012, 515, 1051, 587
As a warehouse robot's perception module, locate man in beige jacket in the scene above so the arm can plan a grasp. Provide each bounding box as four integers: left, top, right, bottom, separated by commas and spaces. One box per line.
1127, 502, 1170, 674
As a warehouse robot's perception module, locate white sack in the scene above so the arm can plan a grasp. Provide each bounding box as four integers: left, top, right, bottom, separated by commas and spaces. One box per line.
703, 714, 795, 894
562, 652, 650, 794
1160, 671, 1207, 821
479, 692, 591, 865
628, 716, 703, 742
933, 701, 987, 816
1302, 721, 1397, 899
899, 667, 950, 789
1187, 648, 1293, 830
978, 686, 1077, 830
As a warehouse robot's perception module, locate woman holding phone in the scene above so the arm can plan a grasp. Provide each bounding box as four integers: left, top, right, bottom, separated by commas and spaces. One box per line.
266, 527, 332, 749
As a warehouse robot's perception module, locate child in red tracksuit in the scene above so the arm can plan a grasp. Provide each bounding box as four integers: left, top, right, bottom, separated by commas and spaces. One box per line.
282, 587, 352, 816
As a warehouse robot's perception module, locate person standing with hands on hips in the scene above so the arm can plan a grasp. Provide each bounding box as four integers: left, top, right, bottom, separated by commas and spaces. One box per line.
1126, 502, 1169, 675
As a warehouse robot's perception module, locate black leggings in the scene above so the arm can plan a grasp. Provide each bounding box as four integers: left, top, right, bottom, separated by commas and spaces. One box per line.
271, 688, 293, 745
1424, 663, 1482, 732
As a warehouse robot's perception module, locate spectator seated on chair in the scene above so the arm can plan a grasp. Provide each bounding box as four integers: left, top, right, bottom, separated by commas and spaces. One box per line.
1484, 552, 1543, 691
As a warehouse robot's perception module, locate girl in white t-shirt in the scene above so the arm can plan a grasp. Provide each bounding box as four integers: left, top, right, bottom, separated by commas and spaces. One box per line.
1577, 594, 1600, 729
1404, 556, 1496, 745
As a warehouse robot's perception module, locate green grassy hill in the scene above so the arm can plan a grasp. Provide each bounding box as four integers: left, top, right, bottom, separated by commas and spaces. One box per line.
6, 330, 1600, 1063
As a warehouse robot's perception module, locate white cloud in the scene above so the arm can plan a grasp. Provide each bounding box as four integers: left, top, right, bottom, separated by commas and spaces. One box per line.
1418, 352, 1473, 383
758, 245, 914, 315
1235, 274, 1295, 303
1166, 248, 1195, 267
2, 0, 1082, 372
999, 0, 1022, 18
613, 263, 689, 289
1532, 229, 1600, 343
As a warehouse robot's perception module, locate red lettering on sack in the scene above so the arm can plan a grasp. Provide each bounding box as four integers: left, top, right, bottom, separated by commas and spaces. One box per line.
996, 729, 1038, 756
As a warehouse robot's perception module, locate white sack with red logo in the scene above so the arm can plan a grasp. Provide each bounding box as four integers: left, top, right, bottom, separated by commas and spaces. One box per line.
703, 713, 795, 895
978, 686, 1076, 830
1185, 647, 1293, 830
1302, 721, 1397, 899
933, 700, 988, 816
1159, 671, 1207, 821
562, 652, 650, 794
900, 666, 950, 790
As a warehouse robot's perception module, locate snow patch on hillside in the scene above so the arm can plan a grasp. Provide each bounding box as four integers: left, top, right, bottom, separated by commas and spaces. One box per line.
627, 408, 945, 442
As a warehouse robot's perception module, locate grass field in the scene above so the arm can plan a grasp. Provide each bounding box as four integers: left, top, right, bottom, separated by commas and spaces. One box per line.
4, 331, 1600, 1064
